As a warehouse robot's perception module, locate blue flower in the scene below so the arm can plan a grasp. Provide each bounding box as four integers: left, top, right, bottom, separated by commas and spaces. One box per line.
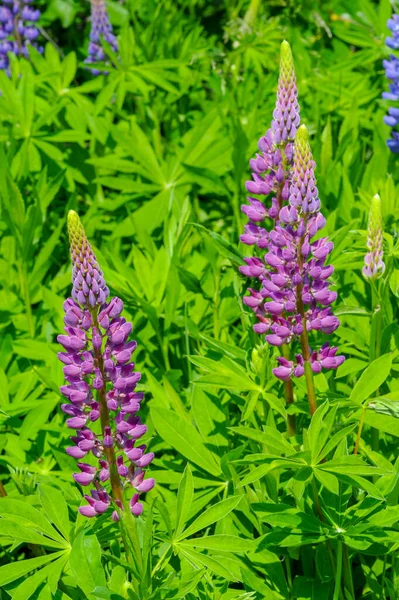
0, 1, 41, 75
85, 0, 118, 75
383, 14, 399, 151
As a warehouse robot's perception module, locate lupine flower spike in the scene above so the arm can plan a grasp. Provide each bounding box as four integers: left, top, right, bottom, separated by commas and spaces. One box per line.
86, 0, 118, 75
241, 125, 344, 411
363, 194, 385, 281
58, 211, 154, 519
0, 1, 42, 74
383, 15, 399, 152
241, 40, 300, 251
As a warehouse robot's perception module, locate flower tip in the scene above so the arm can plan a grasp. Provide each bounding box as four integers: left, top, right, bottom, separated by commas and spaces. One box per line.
280, 40, 294, 76
371, 193, 381, 211
67, 210, 80, 227
296, 124, 309, 143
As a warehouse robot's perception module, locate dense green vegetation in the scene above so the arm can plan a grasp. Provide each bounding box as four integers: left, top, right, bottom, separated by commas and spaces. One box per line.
0, 0, 399, 598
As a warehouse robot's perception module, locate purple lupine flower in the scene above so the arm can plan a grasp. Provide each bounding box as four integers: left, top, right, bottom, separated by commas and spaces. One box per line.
0, 1, 41, 75
85, 0, 118, 75
241, 125, 345, 381
362, 194, 385, 280
58, 211, 154, 519
241, 40, 299, 236
383, 15, 399, 152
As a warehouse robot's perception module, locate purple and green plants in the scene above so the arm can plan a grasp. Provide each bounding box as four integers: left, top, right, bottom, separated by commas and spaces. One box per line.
85, 0, 118, 74
0, 0, 41, 73
1, 5, 399, 599
58, 211, 154, 520
383, 14, 399, 151
240, 42, 344, 425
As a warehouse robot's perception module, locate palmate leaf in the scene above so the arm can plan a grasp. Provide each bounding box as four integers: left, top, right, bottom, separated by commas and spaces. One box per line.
8, 553, 69, 600
188, 354, 260, 392
180, 534, 255, 553
151, 407, 222, 477
349, 354, 392, 404
175, 495, 243, 541
0, 552, 66, 587
0, 497, 69, 548
178, 546, 242, 581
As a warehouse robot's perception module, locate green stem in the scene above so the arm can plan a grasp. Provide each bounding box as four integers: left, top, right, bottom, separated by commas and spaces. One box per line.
91, 308, 140, 571
213, 268, 220, 340
353, 404, 366, 455
122, 504, 144, 583
393, 555, 399, 599
0, 481, 7, 497
296, 238, 317, 416
342, 544, 355, 599
370, 282, 382, 452
311, 478, 339, 589
244, 0, 261, 25
380, 554, 387, 600
282, 344, 296, 436
333, 541, 343, 600
19, 262, 34, 337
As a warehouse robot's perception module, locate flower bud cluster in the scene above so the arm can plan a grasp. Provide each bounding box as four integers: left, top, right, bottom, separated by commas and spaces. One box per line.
0, 0, 41, 74
383, 15, 399, 152
59, 211, 154, 519
85, 0, 118, 75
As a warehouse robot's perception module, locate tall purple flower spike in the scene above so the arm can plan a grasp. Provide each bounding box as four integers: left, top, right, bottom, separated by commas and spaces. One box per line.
0, 1, 42, 75
58, 211, 154, 519
241, 40, 300, 245
241, 126, 345, 382
85, 0, 118, 75
383, 15, 399, 152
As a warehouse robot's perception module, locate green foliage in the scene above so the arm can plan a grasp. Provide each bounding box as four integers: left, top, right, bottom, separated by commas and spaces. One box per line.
1, 0, 399, 598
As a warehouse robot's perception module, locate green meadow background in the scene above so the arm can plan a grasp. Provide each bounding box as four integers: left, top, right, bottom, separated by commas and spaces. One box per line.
1, 0, 399, 599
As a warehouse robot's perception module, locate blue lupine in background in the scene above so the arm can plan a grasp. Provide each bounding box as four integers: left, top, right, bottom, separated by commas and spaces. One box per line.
85, 0, 118, 75
383, 14, 399, 152
0, 0, 41, 74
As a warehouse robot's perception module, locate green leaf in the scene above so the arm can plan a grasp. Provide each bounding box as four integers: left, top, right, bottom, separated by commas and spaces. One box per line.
151, 407, 221, 477
0, 497, 66, 546
177, 495, 243, 541
349, 354, 392, 404
69, 532, 106, 596
0, 552, 64, 586
191, 223, 244, 265
230, 425, 294, 456
180, 534, 255, 552
363, 411, 399, 437
174, 464, 194, 537
178, 546, 240, 581
39, 484, 70, 542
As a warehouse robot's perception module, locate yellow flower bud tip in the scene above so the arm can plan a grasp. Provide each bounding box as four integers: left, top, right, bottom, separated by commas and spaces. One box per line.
280, 40, 295, 80
296, 124, 309, 143
67, 210, 80, 229
67, 210, 87, 253
281, 40, 292, 59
